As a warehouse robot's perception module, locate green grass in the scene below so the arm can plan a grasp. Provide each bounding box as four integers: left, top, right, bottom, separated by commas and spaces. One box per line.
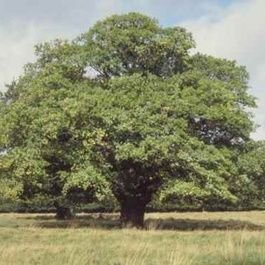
1, 211, 265, 265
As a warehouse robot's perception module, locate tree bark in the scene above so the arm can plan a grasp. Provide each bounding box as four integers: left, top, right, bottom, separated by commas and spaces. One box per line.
120, 201, 146, 228
54, 202, 75, 220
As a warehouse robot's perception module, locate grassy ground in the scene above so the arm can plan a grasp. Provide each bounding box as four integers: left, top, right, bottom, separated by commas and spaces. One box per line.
0, 211, 265, 265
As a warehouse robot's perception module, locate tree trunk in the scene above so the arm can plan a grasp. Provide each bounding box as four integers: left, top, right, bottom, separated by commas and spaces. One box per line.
54, 202, 75, 220
120, 201, 146, 228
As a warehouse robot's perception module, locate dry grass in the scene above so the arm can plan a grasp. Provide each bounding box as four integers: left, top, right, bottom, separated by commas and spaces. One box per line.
0, 211, 265, 265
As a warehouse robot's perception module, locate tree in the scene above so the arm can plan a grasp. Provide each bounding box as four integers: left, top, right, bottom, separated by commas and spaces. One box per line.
0, 40, 107, 218
0, 13, 256, 227
236, 141, 265, 208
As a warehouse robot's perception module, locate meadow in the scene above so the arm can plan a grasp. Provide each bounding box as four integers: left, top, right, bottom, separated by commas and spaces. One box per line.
0, 211, 265, 265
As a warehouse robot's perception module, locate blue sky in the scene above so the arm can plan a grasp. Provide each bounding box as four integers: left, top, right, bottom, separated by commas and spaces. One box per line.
0, 0, 264, 139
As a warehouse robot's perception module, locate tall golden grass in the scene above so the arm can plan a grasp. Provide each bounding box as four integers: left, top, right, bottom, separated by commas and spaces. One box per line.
0, 212, 265, 264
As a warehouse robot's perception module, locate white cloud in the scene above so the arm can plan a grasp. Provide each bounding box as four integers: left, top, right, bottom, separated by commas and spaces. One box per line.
0, 0, 120, 92
183, 0, 265, 140
0, 22, 73, 91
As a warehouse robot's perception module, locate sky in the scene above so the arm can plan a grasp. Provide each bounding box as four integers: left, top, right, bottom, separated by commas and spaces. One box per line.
0, 0, 264, 139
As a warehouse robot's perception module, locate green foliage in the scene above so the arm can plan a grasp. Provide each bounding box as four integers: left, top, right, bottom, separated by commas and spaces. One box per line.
79, 12, 195, 78
236, 141, 265, 206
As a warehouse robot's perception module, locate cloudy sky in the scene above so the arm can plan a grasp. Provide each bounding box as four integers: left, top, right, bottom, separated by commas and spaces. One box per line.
0, 0, 264, 139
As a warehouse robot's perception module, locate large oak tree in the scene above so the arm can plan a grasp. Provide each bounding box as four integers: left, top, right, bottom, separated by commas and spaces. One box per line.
0, 13, 256, 227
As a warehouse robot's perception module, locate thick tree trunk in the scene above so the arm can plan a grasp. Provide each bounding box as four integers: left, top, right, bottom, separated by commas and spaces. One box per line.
120, 201, 146, 228
54, 202, 75, 220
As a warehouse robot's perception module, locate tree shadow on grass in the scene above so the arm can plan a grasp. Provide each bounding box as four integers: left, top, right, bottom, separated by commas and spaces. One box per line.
145, 218, 265, 231
22, 213, 265, 231
23, 213, 120, 229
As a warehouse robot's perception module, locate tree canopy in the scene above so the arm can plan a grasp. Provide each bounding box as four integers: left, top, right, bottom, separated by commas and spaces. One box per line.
0, 12, 257, 227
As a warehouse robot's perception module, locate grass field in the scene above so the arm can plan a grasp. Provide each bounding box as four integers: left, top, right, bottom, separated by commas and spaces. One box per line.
1, 211, 265, 265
